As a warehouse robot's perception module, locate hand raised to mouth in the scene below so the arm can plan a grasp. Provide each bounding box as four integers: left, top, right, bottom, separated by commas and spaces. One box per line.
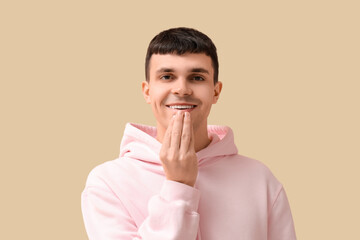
159, 111, 198, 187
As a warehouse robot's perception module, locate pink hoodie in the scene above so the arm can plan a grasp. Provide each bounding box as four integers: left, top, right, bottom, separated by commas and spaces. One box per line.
81, 123, 296, 240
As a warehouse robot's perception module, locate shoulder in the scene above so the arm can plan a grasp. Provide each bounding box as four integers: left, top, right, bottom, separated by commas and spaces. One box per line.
239, 154, 275, 175
235, 154, 285, 203
84, 158, 129, 188
229, 154, 283, 188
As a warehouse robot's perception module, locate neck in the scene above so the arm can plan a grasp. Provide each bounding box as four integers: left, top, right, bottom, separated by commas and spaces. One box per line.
156, 122, 211, 152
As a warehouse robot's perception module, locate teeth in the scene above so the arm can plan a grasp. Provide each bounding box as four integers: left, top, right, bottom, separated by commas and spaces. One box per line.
168, 105, 195, 109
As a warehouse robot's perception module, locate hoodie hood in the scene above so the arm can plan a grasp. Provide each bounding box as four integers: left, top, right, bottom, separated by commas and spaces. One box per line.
119, 123, 238, 165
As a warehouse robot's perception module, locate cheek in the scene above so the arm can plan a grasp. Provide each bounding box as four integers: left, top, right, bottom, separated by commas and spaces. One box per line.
149, 88, 167, 110
149, 88, 161, 102
197, 89, 215, 105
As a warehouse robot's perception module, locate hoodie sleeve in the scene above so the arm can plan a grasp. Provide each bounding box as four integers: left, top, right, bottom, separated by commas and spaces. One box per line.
81, 179, 200, 240
267, 187, 297, 240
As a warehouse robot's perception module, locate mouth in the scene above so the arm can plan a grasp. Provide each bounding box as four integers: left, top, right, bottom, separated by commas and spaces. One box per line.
166, 104, 197, 112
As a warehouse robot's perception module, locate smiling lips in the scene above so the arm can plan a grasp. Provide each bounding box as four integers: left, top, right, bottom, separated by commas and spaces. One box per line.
166, 103, 197, 112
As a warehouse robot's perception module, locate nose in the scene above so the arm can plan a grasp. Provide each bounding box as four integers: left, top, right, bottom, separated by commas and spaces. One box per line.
171, 78, 193, 96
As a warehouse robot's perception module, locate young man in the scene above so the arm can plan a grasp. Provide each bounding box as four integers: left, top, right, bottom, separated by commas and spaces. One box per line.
81, 27, 297, 240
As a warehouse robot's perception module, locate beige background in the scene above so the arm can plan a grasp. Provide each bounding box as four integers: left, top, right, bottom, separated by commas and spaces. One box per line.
1, 0, 359, 239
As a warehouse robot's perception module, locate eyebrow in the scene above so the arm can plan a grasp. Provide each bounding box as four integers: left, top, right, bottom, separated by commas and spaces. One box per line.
156, 67, 210, 74
156, 68, 174, 74
191, 68, 210, 74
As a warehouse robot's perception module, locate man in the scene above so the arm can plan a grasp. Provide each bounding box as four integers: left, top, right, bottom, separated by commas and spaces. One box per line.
81, 27, 297, 240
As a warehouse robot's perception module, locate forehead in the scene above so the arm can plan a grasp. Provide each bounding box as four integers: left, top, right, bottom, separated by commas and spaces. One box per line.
149, 53, 213, 74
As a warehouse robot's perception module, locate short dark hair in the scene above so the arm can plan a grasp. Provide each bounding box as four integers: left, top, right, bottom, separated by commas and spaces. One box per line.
145, 27, 219, 84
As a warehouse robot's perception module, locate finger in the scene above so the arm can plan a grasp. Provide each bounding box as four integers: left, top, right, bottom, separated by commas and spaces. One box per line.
189, 116, 195, 151
180, 112, 191, 153
162, 114, 175, 149
170, 111, 184, 150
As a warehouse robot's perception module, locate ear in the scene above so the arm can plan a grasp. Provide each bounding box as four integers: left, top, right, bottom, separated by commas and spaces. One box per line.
141, 81, 151, 104
212, 81, 223, 104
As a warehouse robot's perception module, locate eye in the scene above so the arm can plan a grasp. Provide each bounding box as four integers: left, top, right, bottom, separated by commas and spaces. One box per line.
160, 75, 172, 80
192, 75, 205, 81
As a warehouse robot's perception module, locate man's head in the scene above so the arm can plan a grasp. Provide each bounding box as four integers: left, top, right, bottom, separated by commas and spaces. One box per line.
145, 27, 219, 84
142, 27, 222, 143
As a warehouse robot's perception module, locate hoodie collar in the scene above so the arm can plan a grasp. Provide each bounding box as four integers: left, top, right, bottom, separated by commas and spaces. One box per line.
119, 123, 238, 165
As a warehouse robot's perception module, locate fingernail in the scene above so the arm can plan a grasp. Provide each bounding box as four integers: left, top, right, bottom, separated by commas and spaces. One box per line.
185, 112, 189, 118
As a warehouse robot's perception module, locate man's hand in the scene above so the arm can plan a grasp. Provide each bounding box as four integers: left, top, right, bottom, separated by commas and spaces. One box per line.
159, 111, 198, 187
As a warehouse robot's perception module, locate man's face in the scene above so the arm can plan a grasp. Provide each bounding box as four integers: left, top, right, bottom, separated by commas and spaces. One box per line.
142, 53, 222, 133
